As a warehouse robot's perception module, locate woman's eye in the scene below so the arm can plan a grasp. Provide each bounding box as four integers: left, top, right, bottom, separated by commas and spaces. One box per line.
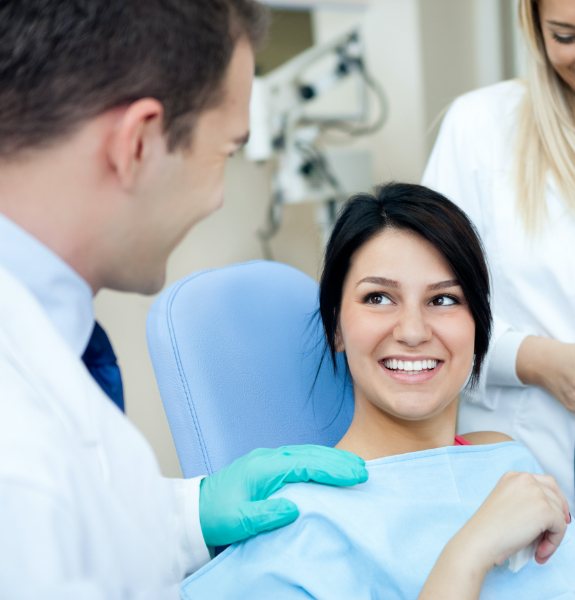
431, 295, 458, 307
365, 293, 391, 305
552, 32, 575, 44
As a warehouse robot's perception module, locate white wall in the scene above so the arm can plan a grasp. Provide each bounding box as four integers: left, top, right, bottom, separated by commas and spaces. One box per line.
313, 0, 428, 182
96, 0, 514, 477
313, 0, 509, 178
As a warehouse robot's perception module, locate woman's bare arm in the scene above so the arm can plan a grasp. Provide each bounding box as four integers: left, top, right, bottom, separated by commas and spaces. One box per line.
419, 471, 570, 599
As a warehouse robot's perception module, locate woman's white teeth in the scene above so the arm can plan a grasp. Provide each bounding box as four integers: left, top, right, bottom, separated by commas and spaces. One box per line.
383, 359, 438, 371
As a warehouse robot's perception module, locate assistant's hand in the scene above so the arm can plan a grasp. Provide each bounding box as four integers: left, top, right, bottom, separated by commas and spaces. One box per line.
199, 444, 368, 547
517, 336, 575, 412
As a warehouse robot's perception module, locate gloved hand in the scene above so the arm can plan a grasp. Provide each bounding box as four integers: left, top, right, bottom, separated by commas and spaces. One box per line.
199, 444, 368, 547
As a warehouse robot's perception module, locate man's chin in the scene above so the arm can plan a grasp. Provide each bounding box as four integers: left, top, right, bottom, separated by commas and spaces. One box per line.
114, 270, 167, 296
139, 271, 167, 296
96, 263, 167, 295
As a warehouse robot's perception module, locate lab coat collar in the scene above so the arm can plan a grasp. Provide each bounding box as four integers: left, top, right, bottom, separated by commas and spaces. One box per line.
0, 213, 94, 356
0, 264, 106, 447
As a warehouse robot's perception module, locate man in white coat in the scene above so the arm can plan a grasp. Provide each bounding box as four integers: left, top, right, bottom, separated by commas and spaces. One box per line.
0, 1, 368, 597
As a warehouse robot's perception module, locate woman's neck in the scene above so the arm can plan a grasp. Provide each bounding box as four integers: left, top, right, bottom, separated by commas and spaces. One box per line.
336, 399, 458, 460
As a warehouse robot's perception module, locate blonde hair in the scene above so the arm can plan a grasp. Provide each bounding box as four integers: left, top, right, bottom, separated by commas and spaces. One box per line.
517, 0, 575, 232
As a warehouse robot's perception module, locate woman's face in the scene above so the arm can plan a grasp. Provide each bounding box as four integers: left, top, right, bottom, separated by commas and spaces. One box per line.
539, 0, 575, 90
337, 228, 475, 423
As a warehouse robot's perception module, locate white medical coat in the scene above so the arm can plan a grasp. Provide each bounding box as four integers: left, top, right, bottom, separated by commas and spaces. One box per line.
0, 265, 206, 599
423, 79, 575, 508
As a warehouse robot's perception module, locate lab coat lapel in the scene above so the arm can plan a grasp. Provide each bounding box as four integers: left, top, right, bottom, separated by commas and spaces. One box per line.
0, 264, 108, 448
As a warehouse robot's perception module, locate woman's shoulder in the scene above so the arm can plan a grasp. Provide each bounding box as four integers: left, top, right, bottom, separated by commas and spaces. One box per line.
453, 79, 525, 108
445, 79, 526, 127
460, 431, 514, 445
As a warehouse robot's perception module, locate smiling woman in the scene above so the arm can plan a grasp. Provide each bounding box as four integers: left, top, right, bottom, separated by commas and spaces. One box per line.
320, 184, 491, 459
335, 228, 475, 454
323, 185, 484, 457
180, 183, 575, 600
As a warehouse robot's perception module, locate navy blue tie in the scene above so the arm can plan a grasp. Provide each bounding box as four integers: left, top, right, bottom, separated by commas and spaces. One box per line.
82, 321, 125, 412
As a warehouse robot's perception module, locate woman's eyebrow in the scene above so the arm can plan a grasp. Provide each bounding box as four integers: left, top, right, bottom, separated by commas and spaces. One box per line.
356, 277, 460, 291
547, 20, 575, 29
427, 279, 460, 291
356, 276, 398, 288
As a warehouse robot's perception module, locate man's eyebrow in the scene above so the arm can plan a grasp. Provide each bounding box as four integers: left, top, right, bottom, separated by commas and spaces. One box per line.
547, 20, 575, 29
234, 131, 250, 147
356, 276, 460, 291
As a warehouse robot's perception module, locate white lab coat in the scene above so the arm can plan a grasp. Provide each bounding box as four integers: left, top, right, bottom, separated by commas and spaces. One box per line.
423, 79, 575, 509
0, 265, 207, 599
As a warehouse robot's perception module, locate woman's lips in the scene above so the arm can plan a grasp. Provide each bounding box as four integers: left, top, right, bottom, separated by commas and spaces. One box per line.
382, 358, 438, 372
379, 358, 443, 383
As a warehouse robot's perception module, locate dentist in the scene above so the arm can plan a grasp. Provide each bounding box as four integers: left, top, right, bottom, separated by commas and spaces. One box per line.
0, 1, 367, 597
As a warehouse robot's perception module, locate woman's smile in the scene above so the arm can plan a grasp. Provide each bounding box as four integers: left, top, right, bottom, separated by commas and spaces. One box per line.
379, 357, 444, 384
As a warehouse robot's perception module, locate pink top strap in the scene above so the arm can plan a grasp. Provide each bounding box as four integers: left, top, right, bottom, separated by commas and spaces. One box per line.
454, 435, 471, 446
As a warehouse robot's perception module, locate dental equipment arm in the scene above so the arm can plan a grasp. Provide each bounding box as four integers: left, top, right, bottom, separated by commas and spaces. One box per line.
245, 27, 387, 253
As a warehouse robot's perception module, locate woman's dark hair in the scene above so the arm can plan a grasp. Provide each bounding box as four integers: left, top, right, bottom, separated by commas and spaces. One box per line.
319, 182, 492, 388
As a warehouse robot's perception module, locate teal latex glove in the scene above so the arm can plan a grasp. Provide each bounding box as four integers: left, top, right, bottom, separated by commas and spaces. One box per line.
199, 444, 368, 548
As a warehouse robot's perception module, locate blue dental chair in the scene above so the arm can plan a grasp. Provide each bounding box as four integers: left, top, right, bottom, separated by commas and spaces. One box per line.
146, 260, 353, 478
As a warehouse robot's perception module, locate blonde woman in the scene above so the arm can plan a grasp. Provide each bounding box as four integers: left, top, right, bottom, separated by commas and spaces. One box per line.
423, 0, 575, 510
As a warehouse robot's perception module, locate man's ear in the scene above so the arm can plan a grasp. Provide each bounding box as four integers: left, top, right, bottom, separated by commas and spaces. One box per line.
107, 98, 165, 190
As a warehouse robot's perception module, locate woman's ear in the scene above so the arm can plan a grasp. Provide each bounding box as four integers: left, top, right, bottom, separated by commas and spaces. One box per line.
335, 325, 345, 352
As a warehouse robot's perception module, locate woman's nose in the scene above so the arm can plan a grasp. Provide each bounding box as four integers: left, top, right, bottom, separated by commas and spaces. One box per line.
393, 305, 432, 347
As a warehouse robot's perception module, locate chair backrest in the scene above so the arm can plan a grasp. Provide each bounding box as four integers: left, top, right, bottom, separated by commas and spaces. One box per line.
146, 260, 353, 478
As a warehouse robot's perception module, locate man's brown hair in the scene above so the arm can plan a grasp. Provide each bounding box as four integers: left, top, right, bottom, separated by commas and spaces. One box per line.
0, 0, 268, 157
